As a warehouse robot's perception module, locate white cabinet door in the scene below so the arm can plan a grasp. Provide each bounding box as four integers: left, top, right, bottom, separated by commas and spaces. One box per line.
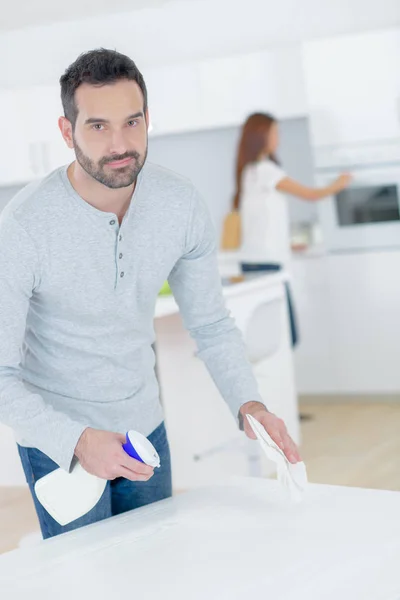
198, 47, 307, 131
292, 251, 400, 395
146, 63, 203, 136
23, 86, 73, 172
302, 29, 400, 147
0, 91, 36, 185
327, 251, 400, 394
0, 87, 72, 185
268, 46, 308, 119
24, 86, 62, 143
291, 255, 337, 395
198, 52, 269, 130
146, 45, 307, 137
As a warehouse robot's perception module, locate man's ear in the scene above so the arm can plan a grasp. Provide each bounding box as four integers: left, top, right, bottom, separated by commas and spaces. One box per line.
145, 109, 152, 132
58, 116, 74, 149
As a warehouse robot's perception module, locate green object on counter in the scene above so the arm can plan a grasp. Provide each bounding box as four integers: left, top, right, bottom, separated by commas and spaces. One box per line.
158, 281, 172, 296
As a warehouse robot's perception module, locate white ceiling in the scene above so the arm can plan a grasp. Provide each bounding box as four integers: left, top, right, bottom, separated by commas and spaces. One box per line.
0, 0, 180, 32
4, 0, 400, 39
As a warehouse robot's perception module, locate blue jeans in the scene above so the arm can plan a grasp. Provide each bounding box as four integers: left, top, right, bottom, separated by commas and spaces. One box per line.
241, 263, 299, 347
18, 422, 172, 540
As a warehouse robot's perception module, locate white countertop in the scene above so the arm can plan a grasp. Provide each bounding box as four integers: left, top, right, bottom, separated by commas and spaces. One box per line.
1, 478, 399, 599
155, 272, 288, 319
291, 244, 328, 259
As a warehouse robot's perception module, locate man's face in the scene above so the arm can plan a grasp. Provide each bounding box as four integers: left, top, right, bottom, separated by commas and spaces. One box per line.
64, 80, 148, 189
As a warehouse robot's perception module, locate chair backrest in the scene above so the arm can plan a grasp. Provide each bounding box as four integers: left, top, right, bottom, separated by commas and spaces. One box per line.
244, 299, 282, 364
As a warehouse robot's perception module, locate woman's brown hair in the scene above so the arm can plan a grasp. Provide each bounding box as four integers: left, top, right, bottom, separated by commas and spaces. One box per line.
233, 112, 277, 210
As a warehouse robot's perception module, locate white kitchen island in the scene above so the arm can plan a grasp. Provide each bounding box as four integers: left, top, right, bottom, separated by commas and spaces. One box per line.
154, 272, 299, 491
1, 477, 399, 599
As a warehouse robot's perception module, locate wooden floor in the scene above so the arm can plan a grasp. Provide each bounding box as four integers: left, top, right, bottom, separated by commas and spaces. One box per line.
1, 401, 400, 555
0, 486, 39, 555
299, 401, 400, 491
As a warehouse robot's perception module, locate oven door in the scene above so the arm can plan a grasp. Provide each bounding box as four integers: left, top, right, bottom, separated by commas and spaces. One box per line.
316, 166, 400, 251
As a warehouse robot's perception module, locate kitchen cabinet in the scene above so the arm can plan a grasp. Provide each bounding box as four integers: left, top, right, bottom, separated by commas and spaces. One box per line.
0, 91, 36, 185
198, 47, 307, 130
327, 250, 400, 394
149, 46, 307, 137
146, 63, 203, 136
0, 86, 72, 185
198, 52, 268, 130
292, 249, 400, 395
302, 28, 400, 147
291, 253, 335, 394
24, 86, 73, 172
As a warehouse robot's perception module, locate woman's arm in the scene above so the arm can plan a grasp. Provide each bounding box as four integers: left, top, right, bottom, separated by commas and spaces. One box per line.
277, 173, 352, 201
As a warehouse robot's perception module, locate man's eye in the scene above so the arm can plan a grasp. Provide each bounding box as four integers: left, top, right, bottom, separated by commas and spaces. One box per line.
128, 120, 138, 127
92, 124, 104, 131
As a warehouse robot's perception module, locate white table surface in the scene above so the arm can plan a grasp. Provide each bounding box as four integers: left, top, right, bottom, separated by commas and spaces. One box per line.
1, 478, 399, 599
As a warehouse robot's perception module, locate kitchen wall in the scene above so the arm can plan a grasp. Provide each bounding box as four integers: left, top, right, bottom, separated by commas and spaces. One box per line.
148, 117, 316, 235
0, 118, 316, 228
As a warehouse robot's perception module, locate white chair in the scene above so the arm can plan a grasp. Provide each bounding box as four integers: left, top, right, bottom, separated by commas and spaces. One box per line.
193, 293, 285, 477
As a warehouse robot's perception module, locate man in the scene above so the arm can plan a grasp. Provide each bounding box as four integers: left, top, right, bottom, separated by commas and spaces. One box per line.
0, 49, 300, 540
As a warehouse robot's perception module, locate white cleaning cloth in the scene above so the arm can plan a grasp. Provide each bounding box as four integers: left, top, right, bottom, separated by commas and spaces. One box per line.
246, 414, 308, 502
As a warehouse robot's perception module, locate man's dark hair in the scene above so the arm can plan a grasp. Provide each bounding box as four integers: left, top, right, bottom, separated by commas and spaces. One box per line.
60, 48, 148, 127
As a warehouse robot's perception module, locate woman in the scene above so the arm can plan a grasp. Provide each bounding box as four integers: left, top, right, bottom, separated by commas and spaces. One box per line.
233, 112, 351, 346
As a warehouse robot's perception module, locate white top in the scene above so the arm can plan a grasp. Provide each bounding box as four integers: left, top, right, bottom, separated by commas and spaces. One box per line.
240, 159, 290, 267
1, 478, 400, 599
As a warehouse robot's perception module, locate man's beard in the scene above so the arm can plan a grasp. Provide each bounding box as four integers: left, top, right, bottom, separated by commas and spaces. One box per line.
73, 139, 147, 189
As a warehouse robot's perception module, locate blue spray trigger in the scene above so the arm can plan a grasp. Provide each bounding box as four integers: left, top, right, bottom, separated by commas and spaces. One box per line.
122, 430, 161, 468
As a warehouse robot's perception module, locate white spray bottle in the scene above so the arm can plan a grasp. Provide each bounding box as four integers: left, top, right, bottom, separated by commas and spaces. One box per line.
34, 430, 160, 526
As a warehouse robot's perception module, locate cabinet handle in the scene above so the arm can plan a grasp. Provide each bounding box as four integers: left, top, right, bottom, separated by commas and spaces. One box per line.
28, 143, 38, 175
41, 142, 49, 174
28, 142, 51, 177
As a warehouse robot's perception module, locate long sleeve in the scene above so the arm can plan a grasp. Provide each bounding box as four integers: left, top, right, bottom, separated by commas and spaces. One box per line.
0, 214, 87, 471
168, 188, 263, 420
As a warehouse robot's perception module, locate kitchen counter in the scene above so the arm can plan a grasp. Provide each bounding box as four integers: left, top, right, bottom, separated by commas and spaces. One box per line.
291, 244, 328, 259
1, 477, 399, 599
291, 248, 400, 395
155, 271, 288, 319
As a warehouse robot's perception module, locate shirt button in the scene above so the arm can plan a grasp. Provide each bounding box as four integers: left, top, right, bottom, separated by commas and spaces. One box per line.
119, 253, 123, 259
110, 219, 116, 226
119, 235, 122, 241
120, 272, 125, 278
